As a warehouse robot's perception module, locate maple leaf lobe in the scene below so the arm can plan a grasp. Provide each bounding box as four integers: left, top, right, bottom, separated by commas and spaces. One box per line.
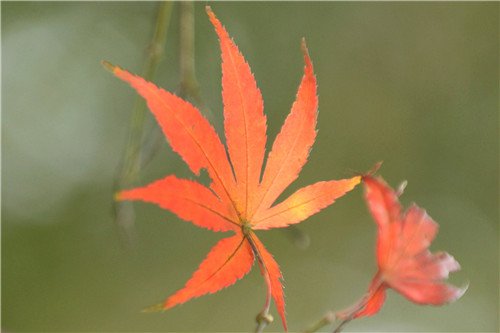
207, 5, 268, 220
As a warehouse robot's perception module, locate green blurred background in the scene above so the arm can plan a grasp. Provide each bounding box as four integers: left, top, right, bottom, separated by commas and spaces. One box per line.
2, 2, 498, 332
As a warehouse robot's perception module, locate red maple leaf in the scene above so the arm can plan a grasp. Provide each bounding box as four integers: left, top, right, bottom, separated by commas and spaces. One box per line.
105, 7, 360, 330
335, 175, 466, 329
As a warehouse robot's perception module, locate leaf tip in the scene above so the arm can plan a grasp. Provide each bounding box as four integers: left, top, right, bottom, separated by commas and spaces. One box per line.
395, 180, 408, 197
141, 303, 166, 313
206, 5, 221, 32
300, 38, 313, 70
455, 282, 469, 301
101, 60, 117, 73
362, 161, 383, 180
301, 36, 306, 44
114, 191, 124, 201
300, 37, 308, 54
205, 5, 216, 23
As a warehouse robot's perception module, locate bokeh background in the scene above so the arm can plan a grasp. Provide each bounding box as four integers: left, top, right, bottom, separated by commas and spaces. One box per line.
2, 2, 498, 332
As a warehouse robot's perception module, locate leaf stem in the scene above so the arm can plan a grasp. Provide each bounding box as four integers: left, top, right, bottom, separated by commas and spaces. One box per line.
245, 233, 273, 333
304, 277, 384, 333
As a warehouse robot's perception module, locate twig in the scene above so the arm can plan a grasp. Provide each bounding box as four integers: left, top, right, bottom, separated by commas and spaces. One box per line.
304, 311, 335, 333
138, 1, 213, 170
332, 317, 351, 333
178, 2, 201, 102
304, 278, 384, 333
113, 1, 173, 248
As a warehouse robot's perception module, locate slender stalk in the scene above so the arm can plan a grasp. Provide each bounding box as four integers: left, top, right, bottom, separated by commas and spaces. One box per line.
244, 233, 273, 333
255, 266, 273, 333
304, 278, 384, 333
333, 318, 351, 333
304, 311, 335, 333
113, 1, 173, 247
138, 1, 212, 171
177, 1, 213, 122
178, 2, 199, 100
120, 1, 172, 183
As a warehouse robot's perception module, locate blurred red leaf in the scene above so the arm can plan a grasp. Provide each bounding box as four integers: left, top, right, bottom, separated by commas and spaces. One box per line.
106, 7, 360, 331
338, 176, 466, 323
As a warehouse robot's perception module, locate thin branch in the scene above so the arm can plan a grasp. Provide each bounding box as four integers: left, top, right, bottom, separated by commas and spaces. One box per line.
120, 1, 172, 183
177, 1, 214, 122
138, 1, 213, 171
178, 2, 199, 100
304, 278, 384, 333
113, 1, 173, 248
304, 311, 335, 333
113, 2, 215, 249
333, 318, 352, 333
